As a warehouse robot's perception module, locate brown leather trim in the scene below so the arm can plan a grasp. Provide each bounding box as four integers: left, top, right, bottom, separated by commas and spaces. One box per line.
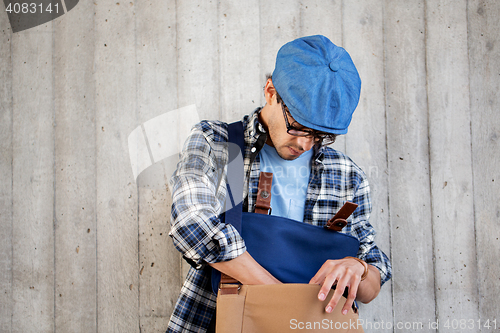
219, 284, 240, 295
255, 172, 273, 215
326, 201, 358, 231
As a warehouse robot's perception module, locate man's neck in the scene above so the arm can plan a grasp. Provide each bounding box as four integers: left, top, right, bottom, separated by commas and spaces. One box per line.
257, 104, 274, 146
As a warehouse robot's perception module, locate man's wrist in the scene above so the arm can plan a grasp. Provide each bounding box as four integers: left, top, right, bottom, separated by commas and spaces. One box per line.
345, 256, 369, 281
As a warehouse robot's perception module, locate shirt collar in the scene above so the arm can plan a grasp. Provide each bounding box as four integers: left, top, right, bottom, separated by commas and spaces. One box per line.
242, 107, 326, 164
244, 108, 265, 139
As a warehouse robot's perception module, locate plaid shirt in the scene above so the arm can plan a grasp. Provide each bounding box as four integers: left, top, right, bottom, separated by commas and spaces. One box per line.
166, 109, 391, 333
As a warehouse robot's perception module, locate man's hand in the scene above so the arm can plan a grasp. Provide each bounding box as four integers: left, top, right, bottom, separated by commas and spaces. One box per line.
309, 257, 381, 315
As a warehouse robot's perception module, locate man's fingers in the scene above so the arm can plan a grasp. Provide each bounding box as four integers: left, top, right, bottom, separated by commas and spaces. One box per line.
325, 276, 349, 313
325, 278, 348, 313
317, 272, 337, 302
312, 258, 366, 313
341, 282, 359, 315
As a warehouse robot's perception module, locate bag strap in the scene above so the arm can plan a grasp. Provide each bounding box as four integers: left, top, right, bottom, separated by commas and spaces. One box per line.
255, 172, 273, 215
219, 121, 273, 290
325, 201, 358, 231
218, 121, 248, 290
224, 121, 245, 232
225, 121, 273, 228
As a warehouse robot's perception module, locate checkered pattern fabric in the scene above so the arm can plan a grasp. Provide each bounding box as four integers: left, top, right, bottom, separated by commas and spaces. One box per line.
166, 109, 391, 333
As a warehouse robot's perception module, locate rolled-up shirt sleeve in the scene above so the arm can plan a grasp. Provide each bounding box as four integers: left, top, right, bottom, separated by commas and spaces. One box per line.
168, 123, 246, 268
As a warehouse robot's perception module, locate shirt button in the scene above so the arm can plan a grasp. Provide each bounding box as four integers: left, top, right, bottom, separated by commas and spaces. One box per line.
251, 147, 256, 153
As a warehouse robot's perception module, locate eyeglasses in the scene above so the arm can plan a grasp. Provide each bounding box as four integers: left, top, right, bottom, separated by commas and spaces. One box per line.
280, 101, 337, 146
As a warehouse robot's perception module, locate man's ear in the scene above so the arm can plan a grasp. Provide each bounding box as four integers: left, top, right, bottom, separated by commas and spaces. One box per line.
264, 79, 278, 106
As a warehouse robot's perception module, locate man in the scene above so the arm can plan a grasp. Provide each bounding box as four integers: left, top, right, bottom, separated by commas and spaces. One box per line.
166, 35, 391, 333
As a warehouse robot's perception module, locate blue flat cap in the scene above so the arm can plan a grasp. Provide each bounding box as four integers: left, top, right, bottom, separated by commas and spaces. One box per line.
272, 35, 361, 135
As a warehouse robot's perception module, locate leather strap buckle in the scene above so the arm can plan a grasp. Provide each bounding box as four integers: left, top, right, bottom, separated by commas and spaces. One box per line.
219, 273, 241, 294
219, 284, 241, 295
255, 172, 273, 215
326, 201, 358, 231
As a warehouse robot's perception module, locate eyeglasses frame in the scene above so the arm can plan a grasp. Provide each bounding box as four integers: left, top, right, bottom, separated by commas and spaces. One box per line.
280, 101, 337, 146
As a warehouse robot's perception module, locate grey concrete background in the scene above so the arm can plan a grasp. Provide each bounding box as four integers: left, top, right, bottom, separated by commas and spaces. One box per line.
1, 0, 499, 332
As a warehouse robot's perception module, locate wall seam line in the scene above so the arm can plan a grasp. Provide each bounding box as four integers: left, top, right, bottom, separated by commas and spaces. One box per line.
93, 2, 99, 330
174, 0, 182, 291
465, 0, 481, 323
10, 21, 14, 333
134, 2, 141, 331
380, 1, 395, 331
52, 18, 57, 333
216, 0, 222, 120
423, 0, 439, 330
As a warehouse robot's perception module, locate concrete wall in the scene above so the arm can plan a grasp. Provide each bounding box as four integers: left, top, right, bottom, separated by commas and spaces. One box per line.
1, 0, 499, 332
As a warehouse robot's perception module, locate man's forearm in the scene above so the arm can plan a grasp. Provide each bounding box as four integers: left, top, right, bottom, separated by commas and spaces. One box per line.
209, 251, 281, 285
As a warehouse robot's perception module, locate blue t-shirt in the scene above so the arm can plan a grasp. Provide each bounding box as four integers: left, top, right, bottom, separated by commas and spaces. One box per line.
258, 144, 313, 222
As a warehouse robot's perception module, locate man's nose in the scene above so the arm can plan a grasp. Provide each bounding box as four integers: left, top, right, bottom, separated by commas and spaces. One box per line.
295, 136, 315, 151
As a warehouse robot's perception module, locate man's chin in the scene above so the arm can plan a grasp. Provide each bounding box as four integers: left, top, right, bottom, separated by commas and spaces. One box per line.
276, 147, 302, 160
